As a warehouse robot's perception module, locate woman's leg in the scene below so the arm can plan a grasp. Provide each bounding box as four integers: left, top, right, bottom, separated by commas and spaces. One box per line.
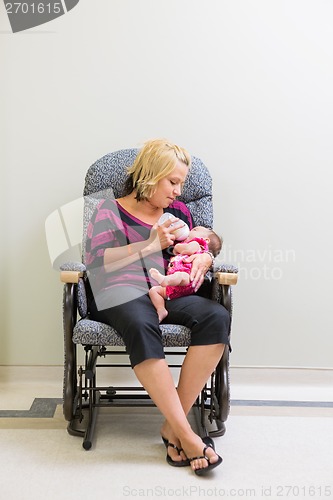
160, 295, 230, 468
160, 344, 224, 451
89, 292, 166, 367
90, 292, 228, 471
134, 357, 222, 471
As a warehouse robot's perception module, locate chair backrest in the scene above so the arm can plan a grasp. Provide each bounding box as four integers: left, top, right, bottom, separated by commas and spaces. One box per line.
82, 148, 213, 264
84, 148, 213, 223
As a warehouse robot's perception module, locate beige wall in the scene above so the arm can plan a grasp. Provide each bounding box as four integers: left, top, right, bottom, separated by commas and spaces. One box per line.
1, 0, 333, 367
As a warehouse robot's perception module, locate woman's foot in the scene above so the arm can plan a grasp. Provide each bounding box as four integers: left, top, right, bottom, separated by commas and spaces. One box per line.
160, 423, 188, 464
161, 423, 222, 473
181, 434, 222, 474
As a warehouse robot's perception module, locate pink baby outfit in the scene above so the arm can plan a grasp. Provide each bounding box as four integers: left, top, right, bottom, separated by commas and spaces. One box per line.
165, 237, 209, 300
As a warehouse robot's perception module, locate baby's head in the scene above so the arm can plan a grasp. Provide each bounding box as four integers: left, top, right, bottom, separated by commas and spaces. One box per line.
187, 226, 223, 257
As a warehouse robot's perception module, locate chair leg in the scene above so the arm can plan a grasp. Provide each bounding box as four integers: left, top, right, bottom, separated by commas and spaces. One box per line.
191, 394, 207, 439
83, 379, 100, 451
63, 283, 79, 423
67, 366, 85, 438
193, 345, 230, 438
211, 345, 230, 434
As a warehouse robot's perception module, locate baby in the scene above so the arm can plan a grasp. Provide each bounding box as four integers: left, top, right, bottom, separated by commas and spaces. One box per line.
149, 226, 222, 322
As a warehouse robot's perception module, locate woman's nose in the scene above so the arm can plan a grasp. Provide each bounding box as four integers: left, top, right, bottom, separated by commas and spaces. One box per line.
173, 184, 181, 196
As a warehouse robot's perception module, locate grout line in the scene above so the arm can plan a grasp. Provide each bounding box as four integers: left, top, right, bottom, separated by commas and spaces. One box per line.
232, 400, 333, 408
230, 365, 333, 371
0, 397, 333, 419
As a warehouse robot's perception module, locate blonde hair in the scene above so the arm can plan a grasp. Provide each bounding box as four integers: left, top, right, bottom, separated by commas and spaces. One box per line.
124, 139, 191, 201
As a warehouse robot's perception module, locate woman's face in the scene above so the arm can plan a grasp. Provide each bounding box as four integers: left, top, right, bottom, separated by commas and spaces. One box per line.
149, 160, 189, 208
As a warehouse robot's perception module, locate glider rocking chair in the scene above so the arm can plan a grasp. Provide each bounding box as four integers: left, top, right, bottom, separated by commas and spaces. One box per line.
60, 148, 238, 450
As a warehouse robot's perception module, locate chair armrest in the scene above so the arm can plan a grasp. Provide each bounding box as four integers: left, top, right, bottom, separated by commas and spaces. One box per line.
214, 263, 238, 286
215, 272, 238, 285
60, 262, 86, 284
61, 271, 84, 284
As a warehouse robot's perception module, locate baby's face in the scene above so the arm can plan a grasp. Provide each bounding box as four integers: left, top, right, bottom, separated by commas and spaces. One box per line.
187, 226, 209, 239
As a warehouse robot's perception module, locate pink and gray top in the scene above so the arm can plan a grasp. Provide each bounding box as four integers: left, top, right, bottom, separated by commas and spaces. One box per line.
85, 198, 193, 295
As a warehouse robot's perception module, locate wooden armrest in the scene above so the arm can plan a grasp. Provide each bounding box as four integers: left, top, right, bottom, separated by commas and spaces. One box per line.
60, 271, 84, 284
215, 271, 238, 286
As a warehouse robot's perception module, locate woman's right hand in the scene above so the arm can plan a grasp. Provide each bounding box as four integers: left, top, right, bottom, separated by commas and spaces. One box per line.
148, 218, 185, 251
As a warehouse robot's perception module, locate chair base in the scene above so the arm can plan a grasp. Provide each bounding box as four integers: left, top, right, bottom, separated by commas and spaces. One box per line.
65, 345, 230, 450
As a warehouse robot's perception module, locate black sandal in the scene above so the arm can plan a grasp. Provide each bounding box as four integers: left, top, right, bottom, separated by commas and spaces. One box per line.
189, 445, 223, 475
162, 436, 190, 467
202, 435, 215, 450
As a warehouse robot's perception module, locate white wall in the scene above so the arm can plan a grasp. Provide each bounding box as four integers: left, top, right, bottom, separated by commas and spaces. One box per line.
1, 0, 332, 367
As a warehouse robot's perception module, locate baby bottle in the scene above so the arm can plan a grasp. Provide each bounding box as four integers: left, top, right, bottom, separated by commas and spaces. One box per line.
158, 213, 190, 241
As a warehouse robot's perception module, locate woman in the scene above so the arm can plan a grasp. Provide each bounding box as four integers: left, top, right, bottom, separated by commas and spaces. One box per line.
85, 139, 229, 475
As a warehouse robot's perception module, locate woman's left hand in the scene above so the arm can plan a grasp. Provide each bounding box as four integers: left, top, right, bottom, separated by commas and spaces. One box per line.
184, 253, 212, 292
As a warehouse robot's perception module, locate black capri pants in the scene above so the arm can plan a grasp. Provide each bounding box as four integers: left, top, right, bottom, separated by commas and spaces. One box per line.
90, 291, 230, 368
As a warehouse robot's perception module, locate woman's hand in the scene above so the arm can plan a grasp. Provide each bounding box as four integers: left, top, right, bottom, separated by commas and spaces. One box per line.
148, 218, 185, 251
104, 218, 185, 272
185, 252, 213, 292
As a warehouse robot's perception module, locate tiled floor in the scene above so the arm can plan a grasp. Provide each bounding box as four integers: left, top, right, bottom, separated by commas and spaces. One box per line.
0, 366, 333, 500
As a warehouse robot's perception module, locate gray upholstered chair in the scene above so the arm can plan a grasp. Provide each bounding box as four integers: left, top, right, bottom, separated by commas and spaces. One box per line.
60, 148, 238, 450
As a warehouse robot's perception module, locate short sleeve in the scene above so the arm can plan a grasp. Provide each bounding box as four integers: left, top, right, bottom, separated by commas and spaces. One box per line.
85, 199, 126, 270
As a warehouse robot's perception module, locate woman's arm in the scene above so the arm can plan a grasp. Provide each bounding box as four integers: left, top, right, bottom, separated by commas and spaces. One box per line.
103, 219, 186, 273
103, 237, 157, 273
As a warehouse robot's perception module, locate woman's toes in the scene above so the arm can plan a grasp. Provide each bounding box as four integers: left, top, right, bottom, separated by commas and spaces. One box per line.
189, 444, 218, 471
166, 443, 188, 464
167, 444, 181, 462
179, 448, 188, 461
205, 446, 219, 464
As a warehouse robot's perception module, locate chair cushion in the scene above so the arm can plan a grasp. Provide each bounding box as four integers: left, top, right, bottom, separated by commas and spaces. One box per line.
73, 318, 191, 347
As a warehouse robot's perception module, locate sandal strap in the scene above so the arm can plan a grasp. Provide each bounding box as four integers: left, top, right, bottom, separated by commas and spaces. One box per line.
167, 442, 182, 453
189, 446, 211, 464
189, 455, 207, 462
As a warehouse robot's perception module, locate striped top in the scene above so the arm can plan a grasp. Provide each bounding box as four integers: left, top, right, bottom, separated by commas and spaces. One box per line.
85, 198, 193, 295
